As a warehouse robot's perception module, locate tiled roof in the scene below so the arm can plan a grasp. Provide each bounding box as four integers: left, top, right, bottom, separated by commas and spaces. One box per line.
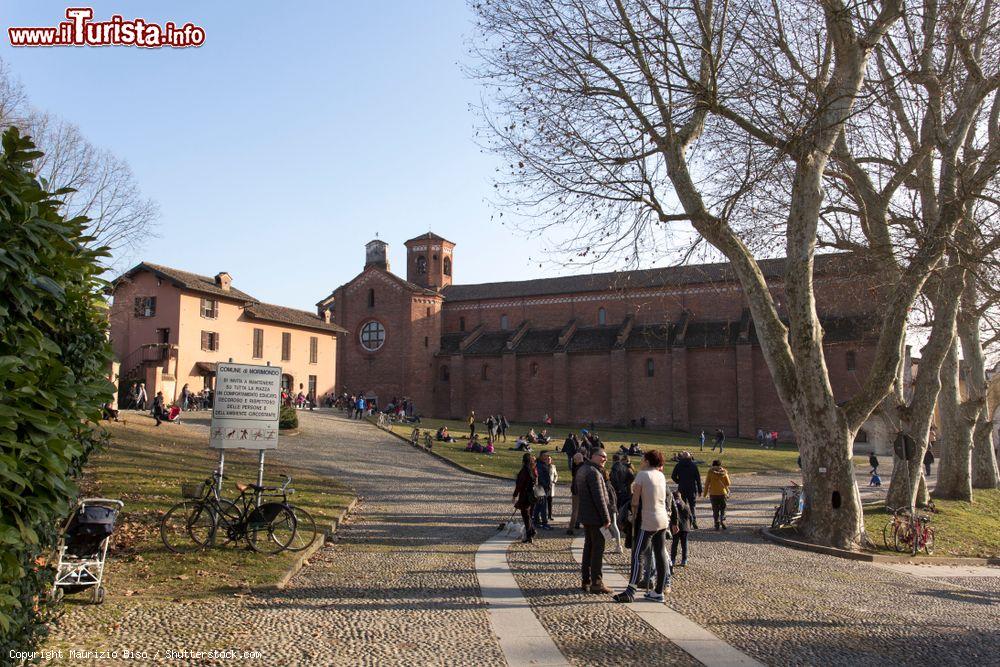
683, 321, 737, 348
406, 231, 453, 245
441, 253, 851, 302
624, 324, 672, 350
512, 329, 562, 355
440, 332, 465, 354
243, 302, 347, 334
464, 331, 514, 356
564, 326, 619, 353
118, 262, 257, 301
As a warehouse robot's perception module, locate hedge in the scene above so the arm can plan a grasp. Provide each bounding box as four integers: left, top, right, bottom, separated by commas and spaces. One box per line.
0, 127, 113, 654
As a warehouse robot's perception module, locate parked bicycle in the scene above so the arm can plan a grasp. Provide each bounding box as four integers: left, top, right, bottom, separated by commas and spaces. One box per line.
882, 507, 934, 555
771, 482, 803, 529
160, 472, 299, 555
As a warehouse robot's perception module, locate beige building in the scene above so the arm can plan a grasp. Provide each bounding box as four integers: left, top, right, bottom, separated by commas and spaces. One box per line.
109, 263, 345, 404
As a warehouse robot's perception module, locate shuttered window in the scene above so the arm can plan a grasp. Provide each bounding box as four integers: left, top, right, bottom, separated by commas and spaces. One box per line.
281, 332, 291, 361
253, 328, 264, 359
201, 331, 219, 351
309, 336, 318, 364
200, 298, 218, 319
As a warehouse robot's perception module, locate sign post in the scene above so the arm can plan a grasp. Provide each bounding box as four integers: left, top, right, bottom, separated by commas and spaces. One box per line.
209, 362, 281, 495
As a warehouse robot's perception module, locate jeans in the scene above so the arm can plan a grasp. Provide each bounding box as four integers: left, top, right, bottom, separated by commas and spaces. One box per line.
710, 495, 727, 526
532, 501, 548, 526
671, 531, 689, 564
520, 506, 535, 538
924, 463, 932, 476
681, 490, 698, 527
581, 525, 606, 584
630, 528, 669, 592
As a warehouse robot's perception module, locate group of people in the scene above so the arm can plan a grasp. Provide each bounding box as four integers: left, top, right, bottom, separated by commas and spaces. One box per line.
281, 387, 316, 411
179, 383, 213, 411
467, 412, 511, 442
513, 441, 733, 604
755, 428, 780, 448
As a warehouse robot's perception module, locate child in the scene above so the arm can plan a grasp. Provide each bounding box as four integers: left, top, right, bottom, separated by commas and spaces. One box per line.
869, 471, 882, 487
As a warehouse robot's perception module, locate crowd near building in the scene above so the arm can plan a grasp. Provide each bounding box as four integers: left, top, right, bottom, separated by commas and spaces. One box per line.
109, 232, 898, 451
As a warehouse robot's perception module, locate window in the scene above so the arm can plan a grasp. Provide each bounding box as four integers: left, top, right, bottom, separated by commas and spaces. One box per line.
424, 336, 429, 348
281, 332, 292, 361
846, 350, 857, 371
308, 375, 317, 399
646, 358, 655, 377
426, 307, 431, 317
855, 429, 868, 444
482, 363, 490, 381
440, 365, 450, 382
443, 256, 452, 276
500, 314, 509, 330
459, 316, 466, 332
360, 320, 386, 351
133, 296, 156, 318
531, 362, 539, 377
368, 288, 375, 308
200, 298, 218, 319
309, 336, 318, 364
416, 255, 427, 274
598, 307, 607, 325
252, 328, 264, 359
200, 331, 219, 352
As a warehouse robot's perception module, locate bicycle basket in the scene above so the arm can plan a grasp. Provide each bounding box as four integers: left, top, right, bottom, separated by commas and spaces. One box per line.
180, 482, 206, 499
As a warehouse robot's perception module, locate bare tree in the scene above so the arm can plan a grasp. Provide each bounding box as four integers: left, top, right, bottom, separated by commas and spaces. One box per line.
0, 60, 158, 262
468, 0, 998, 548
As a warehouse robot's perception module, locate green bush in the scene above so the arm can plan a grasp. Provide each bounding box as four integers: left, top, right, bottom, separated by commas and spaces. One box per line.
279, 405, 299, 430
0, 128, 113, 653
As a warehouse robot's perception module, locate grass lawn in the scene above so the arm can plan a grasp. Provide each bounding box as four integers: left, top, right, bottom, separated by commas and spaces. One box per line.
863, 489, 1000, 558
384, 416, 805, 480
66, 416, 353, 602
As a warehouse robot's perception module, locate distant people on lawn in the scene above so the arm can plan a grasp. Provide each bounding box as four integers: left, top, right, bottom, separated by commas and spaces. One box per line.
670, 451, 702, 530
712, 428, 725, 453
869, 471, 882, 487
869, 453, 879, 476
486, 415, 497, 441
152, 391, 167, 426
435, 426, 455, 443
704, 459, 732, 530
614, 449, 671, 603
468, 410, 477, 438
498, 414, 509, 442
923, 448, 935, 476
576, 448, 612, 594
513, 452, 538, 543
698, 430, 706, 451
562, 433, 579, 468
181, 383, 191, 411
136, 382, 148, 411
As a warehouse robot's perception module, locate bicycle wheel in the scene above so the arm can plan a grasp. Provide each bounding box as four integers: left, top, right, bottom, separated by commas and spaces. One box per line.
160, 501, 214, 553
246, 503, 297, 554
923, 527, 935, 555
882, 521, 893, 550
893, 521, 912, 553
193, 499, 239, 548
285, 505, 319, 552
771, 507, 783, 529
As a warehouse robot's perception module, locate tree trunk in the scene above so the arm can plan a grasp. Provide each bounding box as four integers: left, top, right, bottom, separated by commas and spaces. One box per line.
971, 407, 999, 488
933, 341, 973, 500
916, 471, 929, 507
957, 283, 1000, 489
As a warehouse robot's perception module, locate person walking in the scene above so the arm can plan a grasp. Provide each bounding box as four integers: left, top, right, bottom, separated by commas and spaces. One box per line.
499, 414, 509, 442
704, 459, 732, 530
180, 383, 191, 411
576, 448, 612, 594
614, 449, 671, 603
486, 415, 497, 442
869, 452, 879, 476
562, 433, 578, 470
151, 391, 166, 427
136, 382, 148, 412
468, 410, 477, 439
670, 451, 702, 529
670, 490, 693, 567
712, 428, 725, 453
534, 452, 555, 530
698, 430, 706, 451
566, 452, 585, 535
923, 448, 935, 477
513, 453, 539, 543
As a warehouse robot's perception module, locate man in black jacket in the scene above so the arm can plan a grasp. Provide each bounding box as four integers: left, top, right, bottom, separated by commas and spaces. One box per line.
575, 449, 612, 594
670, 451, 702, 529
562, 433, 578, 469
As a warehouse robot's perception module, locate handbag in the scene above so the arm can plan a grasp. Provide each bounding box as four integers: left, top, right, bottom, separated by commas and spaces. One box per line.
532, 484, 546, 502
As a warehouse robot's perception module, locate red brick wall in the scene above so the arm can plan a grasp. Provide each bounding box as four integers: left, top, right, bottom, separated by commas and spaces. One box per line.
565, 353, 612, 424
686, 347, 739, 434
515, 355, 553, 420
625, 349, 672, 428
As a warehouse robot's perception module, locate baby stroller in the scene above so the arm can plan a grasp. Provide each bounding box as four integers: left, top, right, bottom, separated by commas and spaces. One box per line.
51, 498, 124, 604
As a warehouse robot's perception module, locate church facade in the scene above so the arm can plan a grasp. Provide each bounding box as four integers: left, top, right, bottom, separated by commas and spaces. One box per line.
320, 232, 882, 442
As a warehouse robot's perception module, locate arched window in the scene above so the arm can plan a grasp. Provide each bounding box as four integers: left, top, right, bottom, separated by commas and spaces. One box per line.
416, 255, 427, 275
646, 358, 655, 377
443, 256, 452, 276
500, 314, 509, 330
368, 288, 375, 308
598, 307, 607, 325
846, 350, 857, 371
482, 364, 490, 381
530, 362, 539, 377
440, 365, 450, 382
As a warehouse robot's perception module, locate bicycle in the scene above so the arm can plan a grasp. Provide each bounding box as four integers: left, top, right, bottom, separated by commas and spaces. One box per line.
160, 472, 298, 555
770, 482, 803, 529
882, 507, 934, 555
252, 475, 319, 553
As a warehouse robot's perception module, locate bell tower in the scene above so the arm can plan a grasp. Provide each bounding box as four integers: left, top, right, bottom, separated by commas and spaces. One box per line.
365, 239, 389, 271
404, 232, 454, 290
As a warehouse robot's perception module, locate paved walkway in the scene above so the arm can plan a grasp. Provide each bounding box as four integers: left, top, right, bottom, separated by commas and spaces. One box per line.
48, 411, 998, 665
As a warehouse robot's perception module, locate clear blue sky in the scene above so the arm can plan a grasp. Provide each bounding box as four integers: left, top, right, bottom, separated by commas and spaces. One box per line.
1, 1, 563, 310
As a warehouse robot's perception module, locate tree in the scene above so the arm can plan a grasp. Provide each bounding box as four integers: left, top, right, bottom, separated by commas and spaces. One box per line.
0, 60, 158, 263
0, 127, 112, 653
469, 0, 988, 548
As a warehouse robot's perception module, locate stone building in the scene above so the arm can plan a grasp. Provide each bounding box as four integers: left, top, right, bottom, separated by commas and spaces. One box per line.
321, 233, 885, 444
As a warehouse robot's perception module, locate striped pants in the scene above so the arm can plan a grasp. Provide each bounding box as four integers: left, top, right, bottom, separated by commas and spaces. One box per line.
628, 527, 668, 593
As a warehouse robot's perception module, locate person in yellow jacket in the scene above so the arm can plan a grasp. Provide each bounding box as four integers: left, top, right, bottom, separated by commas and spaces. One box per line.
703, 460, 731, 530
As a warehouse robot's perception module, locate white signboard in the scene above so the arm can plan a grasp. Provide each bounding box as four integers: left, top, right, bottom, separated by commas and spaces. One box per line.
209, 362, 281, 449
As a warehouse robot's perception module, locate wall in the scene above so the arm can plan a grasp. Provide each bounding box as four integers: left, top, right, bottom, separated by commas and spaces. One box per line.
108, 271, 181, 368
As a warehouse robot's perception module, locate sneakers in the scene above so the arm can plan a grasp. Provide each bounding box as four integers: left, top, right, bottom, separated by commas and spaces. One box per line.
589, 581, 613, 594
643, 591, 664, 602
613, 588, 635, 603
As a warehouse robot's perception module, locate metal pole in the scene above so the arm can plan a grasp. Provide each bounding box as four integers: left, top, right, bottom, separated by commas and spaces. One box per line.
256, 449, 266, 505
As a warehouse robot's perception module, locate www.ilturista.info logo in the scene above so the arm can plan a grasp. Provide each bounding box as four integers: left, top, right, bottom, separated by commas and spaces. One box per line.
8, 8, 205, 48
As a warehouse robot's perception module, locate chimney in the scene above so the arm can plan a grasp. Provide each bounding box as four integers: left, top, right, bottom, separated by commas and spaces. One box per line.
365, 239, 389, 271
215, 272, 232, 291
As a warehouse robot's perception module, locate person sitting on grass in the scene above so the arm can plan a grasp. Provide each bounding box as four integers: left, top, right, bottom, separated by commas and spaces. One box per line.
436, 426, 455, 443
527, 428, 539, 444
484, 439, 495, 454
466, 433, 483, 453
538, 429, 552, 444
869, 471, 882, 487
513, 436, 533, 452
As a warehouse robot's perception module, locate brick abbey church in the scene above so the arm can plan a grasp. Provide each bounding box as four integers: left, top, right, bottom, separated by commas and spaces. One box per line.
321, 233, 884, 443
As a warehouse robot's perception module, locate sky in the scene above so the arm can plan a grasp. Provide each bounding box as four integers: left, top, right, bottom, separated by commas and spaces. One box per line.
0, 1, 574, 310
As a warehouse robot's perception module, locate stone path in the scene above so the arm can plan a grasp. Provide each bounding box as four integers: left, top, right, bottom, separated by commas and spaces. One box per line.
47, 410, 998, 666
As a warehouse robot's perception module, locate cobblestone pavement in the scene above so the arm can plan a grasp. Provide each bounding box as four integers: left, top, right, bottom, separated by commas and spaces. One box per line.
48, 411, 998, 666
